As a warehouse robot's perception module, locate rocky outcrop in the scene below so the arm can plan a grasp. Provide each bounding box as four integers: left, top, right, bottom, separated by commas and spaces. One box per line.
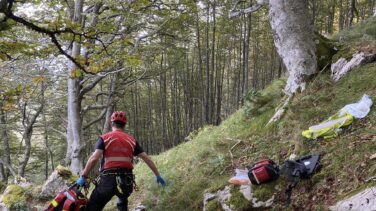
203, 185, 274, 211
329, 186, 376, 211
39, 165, 75, 199
0, 185, 28, 210
331, 52, 376, 82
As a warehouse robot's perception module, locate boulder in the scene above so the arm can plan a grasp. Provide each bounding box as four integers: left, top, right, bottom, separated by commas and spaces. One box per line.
39, 165, 75, 199
202, 185, 274, 211
0, 185, 28, 211
330, 187, 376, 211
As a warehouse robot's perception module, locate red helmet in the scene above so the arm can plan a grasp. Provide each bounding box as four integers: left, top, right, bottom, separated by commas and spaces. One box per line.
111, 111, 127, 124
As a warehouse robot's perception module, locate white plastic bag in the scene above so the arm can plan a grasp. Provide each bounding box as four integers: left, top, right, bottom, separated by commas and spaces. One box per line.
339, 94, 373, 119
228, 168, 250, 185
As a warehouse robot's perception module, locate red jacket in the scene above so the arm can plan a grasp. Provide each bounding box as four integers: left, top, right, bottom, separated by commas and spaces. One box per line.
100, 130, 136, 170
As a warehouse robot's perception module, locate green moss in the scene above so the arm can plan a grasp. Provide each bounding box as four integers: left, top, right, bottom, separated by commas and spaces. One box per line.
205, 199, 221, 211
252, 181, 277, 202
315, 32, 338, 70
244, 79, 286, 117
228, 186, 252, 211
2, 185, 28, 211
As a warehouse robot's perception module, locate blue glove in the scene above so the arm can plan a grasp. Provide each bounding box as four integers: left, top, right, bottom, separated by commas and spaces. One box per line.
156, 175, 166, 187
76, 176, 86, 187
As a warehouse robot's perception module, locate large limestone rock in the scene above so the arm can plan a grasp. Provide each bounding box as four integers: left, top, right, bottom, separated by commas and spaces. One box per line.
330, 187, 376, 211
0, 185, 28, 210
203, 185, 274, 211
40, 165, 75, 199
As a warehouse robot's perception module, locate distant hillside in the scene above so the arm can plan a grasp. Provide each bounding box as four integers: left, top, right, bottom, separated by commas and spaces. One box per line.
124, 17, 376, 211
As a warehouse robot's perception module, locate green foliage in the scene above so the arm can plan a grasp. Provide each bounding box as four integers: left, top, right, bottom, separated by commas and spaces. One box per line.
2, 185, 28, 211
244, 79, 286, 117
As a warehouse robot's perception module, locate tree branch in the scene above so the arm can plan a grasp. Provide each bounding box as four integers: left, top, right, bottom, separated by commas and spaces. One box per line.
79, 67, 125, 98
0, 157, 17, 178
81, 104, 108, 115
229, 0, 264, 18
49, 127, 67, 138
83, 108, 107, 130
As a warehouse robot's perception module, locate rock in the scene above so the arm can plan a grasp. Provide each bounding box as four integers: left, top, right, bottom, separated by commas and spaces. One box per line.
39, 165, 74, 199
0, 202, 8, 211
0, 185, 28, 210
251, 194, 274, 208
331, 52, 376, 82
203, 184, 274, 211
134, 204, 147, 211
13, 176, 32, 188
239, 185, 252, 201
217, 186, 233, 211
203, 192, 216, 211
330, 186, 376, 211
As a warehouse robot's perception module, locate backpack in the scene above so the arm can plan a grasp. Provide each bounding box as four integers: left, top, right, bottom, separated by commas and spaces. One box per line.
248, 159, 280, 185
283, 154, 321, 206
46, 184, 88, 211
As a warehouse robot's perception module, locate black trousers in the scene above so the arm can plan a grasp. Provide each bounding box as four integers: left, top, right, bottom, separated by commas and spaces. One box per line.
85, 173, 134, 211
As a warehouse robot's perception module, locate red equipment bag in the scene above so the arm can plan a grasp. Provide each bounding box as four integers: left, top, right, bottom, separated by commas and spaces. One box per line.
248, 159, 280, 185
46, 184, 88, 211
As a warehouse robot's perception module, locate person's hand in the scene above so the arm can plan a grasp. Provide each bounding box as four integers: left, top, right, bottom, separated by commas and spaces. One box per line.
156, 175, 166, 187
76, 175, 86, 187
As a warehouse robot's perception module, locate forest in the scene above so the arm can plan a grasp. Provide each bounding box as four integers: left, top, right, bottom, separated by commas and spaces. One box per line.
0, 0, 375, 210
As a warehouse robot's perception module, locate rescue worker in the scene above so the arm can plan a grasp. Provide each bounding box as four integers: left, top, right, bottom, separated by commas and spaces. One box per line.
76, 111, 166, 211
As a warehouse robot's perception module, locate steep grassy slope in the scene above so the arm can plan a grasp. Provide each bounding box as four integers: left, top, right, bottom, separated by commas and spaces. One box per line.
121, 19, 376, 211
125, 62, 376, 211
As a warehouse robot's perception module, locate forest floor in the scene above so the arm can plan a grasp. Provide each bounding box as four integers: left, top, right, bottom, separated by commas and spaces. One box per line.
123, 17, 376, 211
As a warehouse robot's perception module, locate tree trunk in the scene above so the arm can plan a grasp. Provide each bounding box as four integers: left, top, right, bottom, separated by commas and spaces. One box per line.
243, 13, 251, 99
66, 0, 84, 174
102, 74, 118, 134
339, 0, 344, 30
0, 108, 10, 183
269, 0, 317, 95
195, 11, 205, 126
18, 104, 43, 177
349, 0, 357, 26
205, 4, 211, 124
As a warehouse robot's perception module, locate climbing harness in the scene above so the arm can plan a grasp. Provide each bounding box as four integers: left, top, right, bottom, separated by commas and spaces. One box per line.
101, 168, 138, 192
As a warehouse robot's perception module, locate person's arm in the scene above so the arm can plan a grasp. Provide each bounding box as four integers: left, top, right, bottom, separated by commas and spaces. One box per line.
138, 152, 160, 176
81, 149, 103, 177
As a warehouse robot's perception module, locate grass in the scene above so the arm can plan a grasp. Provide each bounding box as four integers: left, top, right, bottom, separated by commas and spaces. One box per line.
331, 16, 376, 62
124, 17, 376, 210
127, 60, 376, 210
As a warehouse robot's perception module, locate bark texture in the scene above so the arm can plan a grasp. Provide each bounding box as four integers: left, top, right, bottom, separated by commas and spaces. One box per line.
66, 0, 84, 174
269, 0, 317, 95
